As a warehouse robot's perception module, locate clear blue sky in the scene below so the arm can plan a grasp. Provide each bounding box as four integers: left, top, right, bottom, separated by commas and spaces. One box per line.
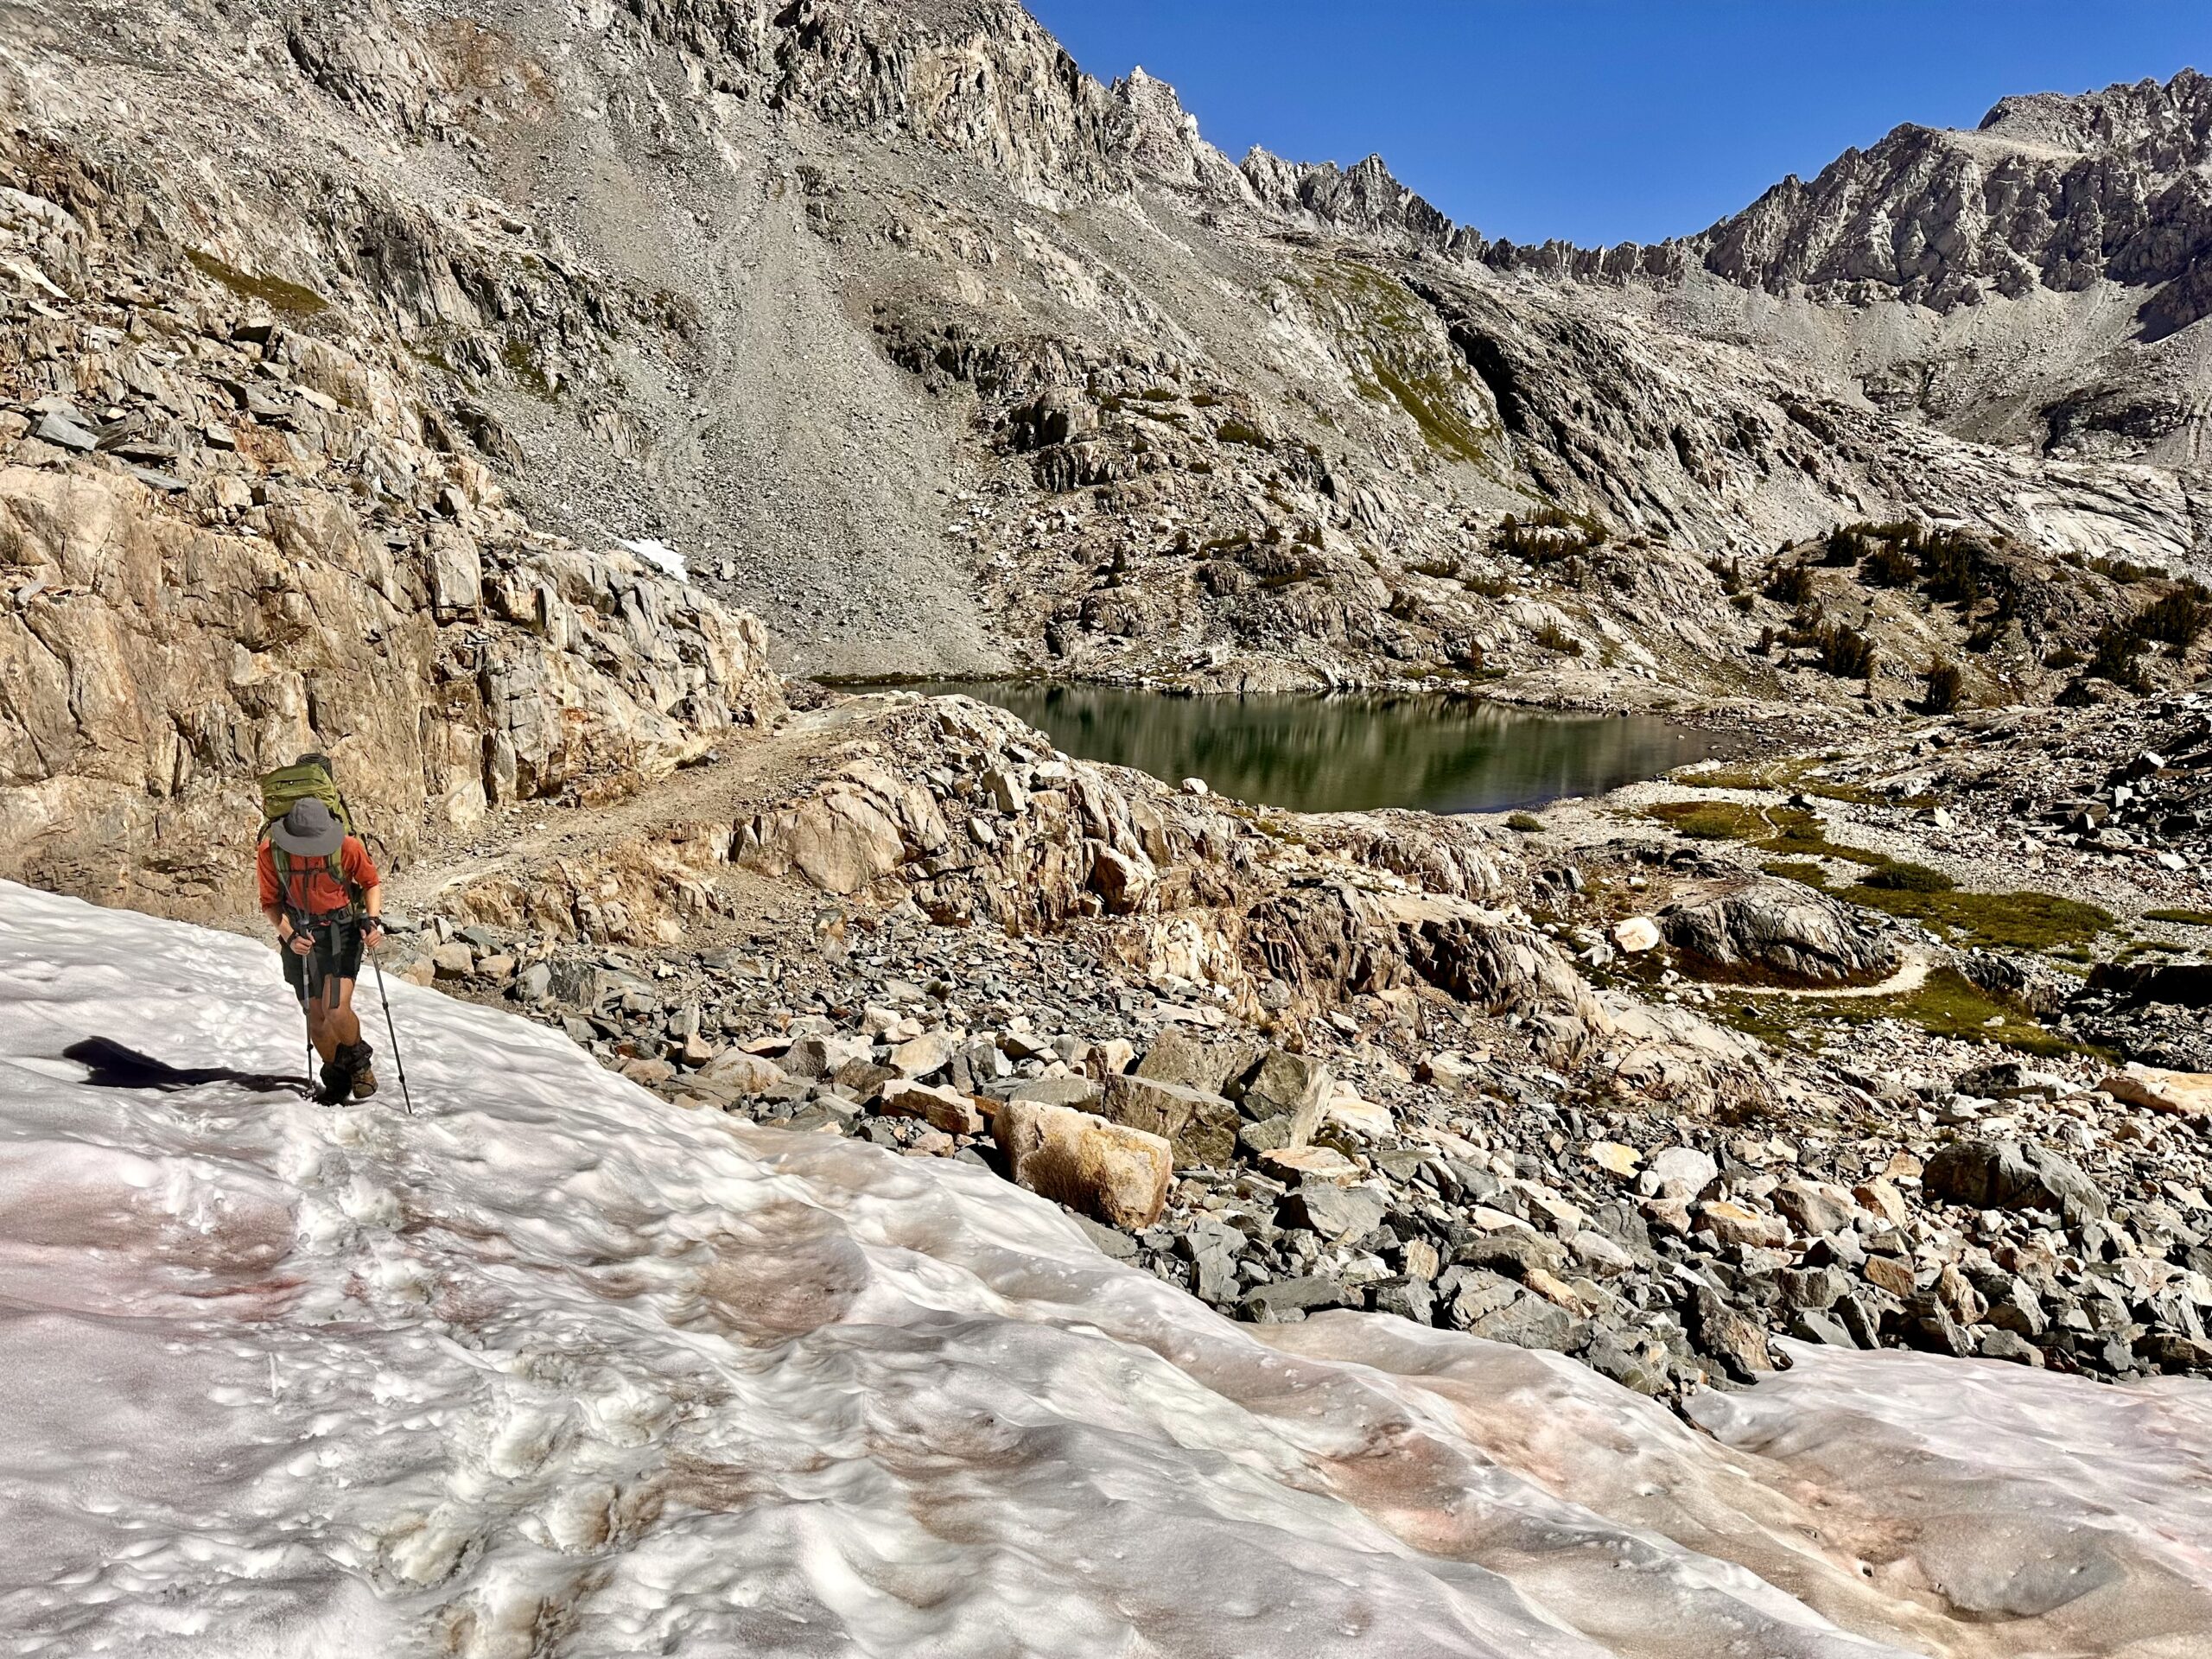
1024, 2, 2212, 245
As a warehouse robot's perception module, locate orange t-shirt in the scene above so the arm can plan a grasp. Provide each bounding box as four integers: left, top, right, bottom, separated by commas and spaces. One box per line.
257, 835, 378, 918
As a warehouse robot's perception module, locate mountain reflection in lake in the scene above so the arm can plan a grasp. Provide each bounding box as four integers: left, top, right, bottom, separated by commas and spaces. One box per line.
909, 683, 1750, 815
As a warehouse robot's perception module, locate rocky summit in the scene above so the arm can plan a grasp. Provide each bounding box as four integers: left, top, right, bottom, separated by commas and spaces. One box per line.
5, 3, 2212, 1651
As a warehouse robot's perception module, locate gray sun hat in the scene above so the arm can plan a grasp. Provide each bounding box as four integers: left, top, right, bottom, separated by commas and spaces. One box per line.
270, 797, 344, 857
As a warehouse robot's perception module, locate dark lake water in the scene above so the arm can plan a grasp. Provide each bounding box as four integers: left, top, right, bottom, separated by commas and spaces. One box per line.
907, 683, 1749, 815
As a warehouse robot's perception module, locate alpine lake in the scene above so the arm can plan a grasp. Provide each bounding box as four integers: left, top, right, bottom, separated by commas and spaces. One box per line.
901, 683, 1751, 816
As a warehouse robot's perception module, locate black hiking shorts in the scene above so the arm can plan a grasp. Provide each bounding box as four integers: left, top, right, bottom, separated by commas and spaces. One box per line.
283, 915, 364, 1007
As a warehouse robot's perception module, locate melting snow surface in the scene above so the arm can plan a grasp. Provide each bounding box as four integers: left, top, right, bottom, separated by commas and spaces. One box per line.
617, 537, 686, 581
0, 880, 2206, 1658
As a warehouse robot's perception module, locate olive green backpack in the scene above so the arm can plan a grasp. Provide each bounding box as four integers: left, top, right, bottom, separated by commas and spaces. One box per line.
257, 755, 361, 912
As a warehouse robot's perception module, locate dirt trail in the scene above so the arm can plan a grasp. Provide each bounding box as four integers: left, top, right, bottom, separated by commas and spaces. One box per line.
1732, 949, 1934, 1001
388, 695, 904, 921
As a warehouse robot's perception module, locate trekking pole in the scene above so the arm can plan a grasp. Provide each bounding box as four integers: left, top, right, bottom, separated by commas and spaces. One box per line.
369, 949, 416, 1116
297, 917, 321, 1098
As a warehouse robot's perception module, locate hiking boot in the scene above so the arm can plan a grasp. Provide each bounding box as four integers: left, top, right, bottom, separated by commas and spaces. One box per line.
344, 1039, 378, 1101
315, 1057, 351, 1106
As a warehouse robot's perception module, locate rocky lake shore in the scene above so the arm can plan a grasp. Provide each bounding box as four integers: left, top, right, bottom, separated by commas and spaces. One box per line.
370, 681, 2212, 1405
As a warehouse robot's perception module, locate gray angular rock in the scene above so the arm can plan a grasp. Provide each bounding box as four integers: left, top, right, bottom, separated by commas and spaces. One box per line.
1369, 1274, 1435, 1325
1923, 1140, 2107, 1221
1690, 1287, 1775, 1380
1100, 1071, 1240, 1166
1237, 1049, 1332, 1147
1282, 1182, 1387, 1243
1239, 1275, 1355, 1323
1179, 1218, 1243, 1301
1453, 1230, 1567, 1281
1898, 1292, 1975, 1358
1645, 1146, 1719, 1201
31, 409, 98, 451
1465, 1291, 1581, 1353
1978, 1329, 2045, 1367
1133, 1029, 1265, 1096
887, 1029, 959, 1079
1789, 1309, 1859, 1348
1003, 1075, 1103, 1110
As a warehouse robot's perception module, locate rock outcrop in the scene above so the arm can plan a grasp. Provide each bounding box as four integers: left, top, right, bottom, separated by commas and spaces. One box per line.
1661, 880, 1901, 987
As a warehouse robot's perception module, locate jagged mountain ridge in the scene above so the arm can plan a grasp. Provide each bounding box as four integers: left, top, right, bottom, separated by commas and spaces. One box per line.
2, 0, 2209, 709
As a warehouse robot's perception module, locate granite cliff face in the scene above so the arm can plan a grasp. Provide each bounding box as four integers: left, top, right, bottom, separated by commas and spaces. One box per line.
5, 0, 2212, 908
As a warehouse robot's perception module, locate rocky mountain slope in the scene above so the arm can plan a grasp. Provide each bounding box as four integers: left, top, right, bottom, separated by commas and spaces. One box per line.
7, 0, 2212, 713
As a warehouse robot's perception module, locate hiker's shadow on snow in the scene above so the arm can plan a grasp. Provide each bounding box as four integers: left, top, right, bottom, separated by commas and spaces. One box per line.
63, 1037, 313, 1097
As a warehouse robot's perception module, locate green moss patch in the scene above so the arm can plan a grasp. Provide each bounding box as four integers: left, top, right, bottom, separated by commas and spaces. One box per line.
1719, 967, 2094, 1058
2145, 907, 2212, 926
186, 250, 330, 317
1859, 861, 1955, 893
1762, 859, 1832, 888
1842, 884, 2111, 952
1646, 799, 1799, 841
501, 337, 556, 401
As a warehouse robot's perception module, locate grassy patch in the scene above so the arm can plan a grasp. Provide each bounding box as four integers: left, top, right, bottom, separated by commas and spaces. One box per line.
501, 337, 557, 401
1677, 809, 2101, 952
1859, 861, 1955, 893
1762, 859, 1833, 888
2145, 906, 2212, 926
1505, 812, 1546, 833
1648, 798, 1898, 866
1719, 967, 2095, 1058
1369, 361, 1491, 464
186, 250, 330, 317
1843, 884, 2111, 952
1670, 756, 1932, 809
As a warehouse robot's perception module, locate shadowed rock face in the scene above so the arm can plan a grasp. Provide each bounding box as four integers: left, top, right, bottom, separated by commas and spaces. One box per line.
1661, 880, 1900, 987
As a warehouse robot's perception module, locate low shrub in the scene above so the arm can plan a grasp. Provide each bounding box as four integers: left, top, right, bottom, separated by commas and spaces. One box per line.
1814, 620, 1877, 679
1922, 661, 1965, 714
2132, 582, 2212, 649
1845, 884, 2112, 952
1862, 543, 1918, 587
1764, 563, 1814, 606
2086, 622, 2150, 691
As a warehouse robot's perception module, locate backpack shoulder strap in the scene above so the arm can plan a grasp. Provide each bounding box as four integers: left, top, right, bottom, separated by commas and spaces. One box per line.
270, 843, 298, 913
326, 845, 364, 915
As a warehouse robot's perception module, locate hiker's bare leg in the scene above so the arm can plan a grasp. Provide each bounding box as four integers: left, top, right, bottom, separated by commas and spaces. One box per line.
304, 978, 359, 1059
327, 977, 361, 1049
304, 999, 337, 1063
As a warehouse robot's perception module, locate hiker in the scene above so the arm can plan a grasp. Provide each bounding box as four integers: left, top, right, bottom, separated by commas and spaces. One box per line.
257, 795, 385, 1104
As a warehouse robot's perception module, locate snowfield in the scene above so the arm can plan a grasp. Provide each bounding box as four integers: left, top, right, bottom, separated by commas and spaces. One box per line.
0, 880, 2207, 1658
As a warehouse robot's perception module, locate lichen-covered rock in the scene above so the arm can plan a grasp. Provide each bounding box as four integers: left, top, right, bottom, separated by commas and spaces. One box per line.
1661, 880, 1898, 987
995, 1097, 1173, 1229
1099, 1072, 1240, 1167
